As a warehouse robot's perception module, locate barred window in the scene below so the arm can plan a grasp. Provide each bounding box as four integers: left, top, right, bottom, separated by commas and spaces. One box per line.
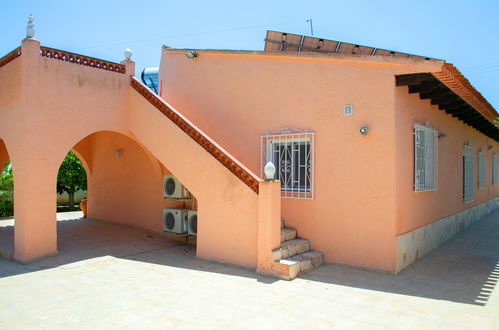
463, 144, 474, 203
493, 153, 498, 185
413, 123, 438, 192
261, 128, 315, 199
478, 150, 486, 189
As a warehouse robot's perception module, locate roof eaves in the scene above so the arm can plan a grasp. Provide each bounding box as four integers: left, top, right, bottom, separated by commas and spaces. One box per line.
432, 63, 498, 120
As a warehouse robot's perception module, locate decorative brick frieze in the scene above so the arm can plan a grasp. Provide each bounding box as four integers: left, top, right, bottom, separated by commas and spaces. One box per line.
40, 46, 125, 74
0, 47, 22, 69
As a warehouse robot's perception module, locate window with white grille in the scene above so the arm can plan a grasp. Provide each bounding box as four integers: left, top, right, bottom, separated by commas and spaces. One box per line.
478, 150, 486, 189
493, 153, 498, 185
261, 128, 315, 199
463, 144, 474, 203
413, 123, 438, 192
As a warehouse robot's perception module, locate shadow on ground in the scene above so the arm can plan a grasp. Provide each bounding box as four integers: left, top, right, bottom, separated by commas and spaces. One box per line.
0, 209, 498, 307
0, 213, 279, 285
302, 208, 499, 306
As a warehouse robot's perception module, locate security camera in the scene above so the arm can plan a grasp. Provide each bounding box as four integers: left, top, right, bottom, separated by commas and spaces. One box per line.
360, 126, 368, 136
185, 51, 197, 59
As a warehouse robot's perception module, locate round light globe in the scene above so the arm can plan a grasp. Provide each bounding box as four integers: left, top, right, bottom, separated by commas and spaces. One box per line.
124, 48, 132, 60
264, 161, 276, 180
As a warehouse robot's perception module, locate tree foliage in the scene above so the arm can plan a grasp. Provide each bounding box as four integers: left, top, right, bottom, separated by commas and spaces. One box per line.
57, 152, 87, 210
0, 160, 13, 199
0, 160, 13, 216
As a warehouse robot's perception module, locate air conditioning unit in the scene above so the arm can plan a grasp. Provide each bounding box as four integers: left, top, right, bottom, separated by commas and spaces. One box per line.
187, 210, 197, 236
163, 175, 190, 199
163, 208, 188, 234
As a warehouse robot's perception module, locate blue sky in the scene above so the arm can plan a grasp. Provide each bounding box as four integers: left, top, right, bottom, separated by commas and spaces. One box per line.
2, 1, 499, 109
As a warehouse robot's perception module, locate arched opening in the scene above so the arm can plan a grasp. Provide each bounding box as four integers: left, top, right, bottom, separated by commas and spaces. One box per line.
56, 151, 87, 213
0, 139, 14, 259
53, 130, 198, 259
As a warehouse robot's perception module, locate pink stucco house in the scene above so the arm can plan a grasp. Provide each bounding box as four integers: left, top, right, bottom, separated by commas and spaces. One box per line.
0, 25, 497, 279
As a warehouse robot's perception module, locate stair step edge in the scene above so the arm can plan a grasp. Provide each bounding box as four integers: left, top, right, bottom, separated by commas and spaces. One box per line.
276, 250, 324, 276
278, 238, 309, 248
272, 240, 312, 260
280, 227, 297, 242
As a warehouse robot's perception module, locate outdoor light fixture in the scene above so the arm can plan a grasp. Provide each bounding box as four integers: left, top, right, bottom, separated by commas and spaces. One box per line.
115, 149, 124, 159
185, 51, 197, 59
124, 48, 132, 60
359, 126, 369, 136
26, 14, 35, 39
264, 161, 276, 180
438, 132, 447, 140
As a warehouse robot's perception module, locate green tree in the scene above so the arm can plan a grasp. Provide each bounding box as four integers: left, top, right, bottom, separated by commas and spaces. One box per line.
57, 152, 87, 211
0, 160, 13, 216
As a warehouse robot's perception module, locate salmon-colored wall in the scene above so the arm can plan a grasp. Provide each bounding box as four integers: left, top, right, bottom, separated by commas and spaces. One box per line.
127, 87, 260, 267
158, 50, 442, 270
72, 131, 188, 233
3, 38, 496, 272
395, 89, 499, 235
2, 39, 133, 262
0, 39, 266, 268
0, 57, 21, 109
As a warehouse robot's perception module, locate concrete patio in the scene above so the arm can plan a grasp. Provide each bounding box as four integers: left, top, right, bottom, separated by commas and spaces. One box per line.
0, 210, 498, 329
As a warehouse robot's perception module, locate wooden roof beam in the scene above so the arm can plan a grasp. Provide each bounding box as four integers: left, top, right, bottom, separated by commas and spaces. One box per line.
395, 73, 434, 87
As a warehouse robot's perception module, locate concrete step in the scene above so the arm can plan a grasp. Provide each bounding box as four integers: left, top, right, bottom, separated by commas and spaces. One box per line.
273, 238, 310, 260
280, 227, 297, 242
276, 250, 325, 280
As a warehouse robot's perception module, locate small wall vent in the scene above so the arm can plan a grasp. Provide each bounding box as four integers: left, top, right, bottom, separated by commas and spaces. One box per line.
343, 104, 353, 115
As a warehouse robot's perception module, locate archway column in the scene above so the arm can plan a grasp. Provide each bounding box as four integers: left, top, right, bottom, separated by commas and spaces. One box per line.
13, 157, 58, 263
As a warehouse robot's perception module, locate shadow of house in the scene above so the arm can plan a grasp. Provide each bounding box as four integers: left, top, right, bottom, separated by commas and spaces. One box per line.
1, 209, 498, 306
300, 209, 499, 306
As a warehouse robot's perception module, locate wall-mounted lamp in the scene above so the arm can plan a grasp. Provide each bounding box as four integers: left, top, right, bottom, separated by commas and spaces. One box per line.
264, 161, 276, 181
488, 145, 494, 150
438, 132, 447, 140
359, 126, 369, 136
185, 51, 197, 59
115, 149, 124, 159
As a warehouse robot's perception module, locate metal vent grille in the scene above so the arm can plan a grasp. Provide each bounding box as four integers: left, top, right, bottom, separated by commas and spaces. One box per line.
165, 212, 175, 230
343, 104, 353, 115
189, 214, 197, 234
165, 178, 176, 196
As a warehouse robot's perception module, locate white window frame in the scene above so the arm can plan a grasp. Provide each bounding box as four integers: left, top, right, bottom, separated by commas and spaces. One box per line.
493, 153, 498, 185
413, 123, 438, 192
463, 144, 474, 203
478, 150, 486, 189
261, 127, 315, 199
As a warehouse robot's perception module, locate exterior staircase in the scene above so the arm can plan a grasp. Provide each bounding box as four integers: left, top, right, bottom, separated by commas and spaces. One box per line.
272, 218, 324, 280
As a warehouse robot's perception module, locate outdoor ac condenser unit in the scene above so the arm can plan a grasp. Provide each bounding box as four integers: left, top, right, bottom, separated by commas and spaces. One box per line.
187, 210, 197, 236
163, 208, 188, 234
163, 174, 190, 199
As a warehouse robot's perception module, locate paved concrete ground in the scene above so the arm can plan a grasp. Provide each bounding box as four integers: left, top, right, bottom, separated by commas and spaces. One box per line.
0, 210, 498, 329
